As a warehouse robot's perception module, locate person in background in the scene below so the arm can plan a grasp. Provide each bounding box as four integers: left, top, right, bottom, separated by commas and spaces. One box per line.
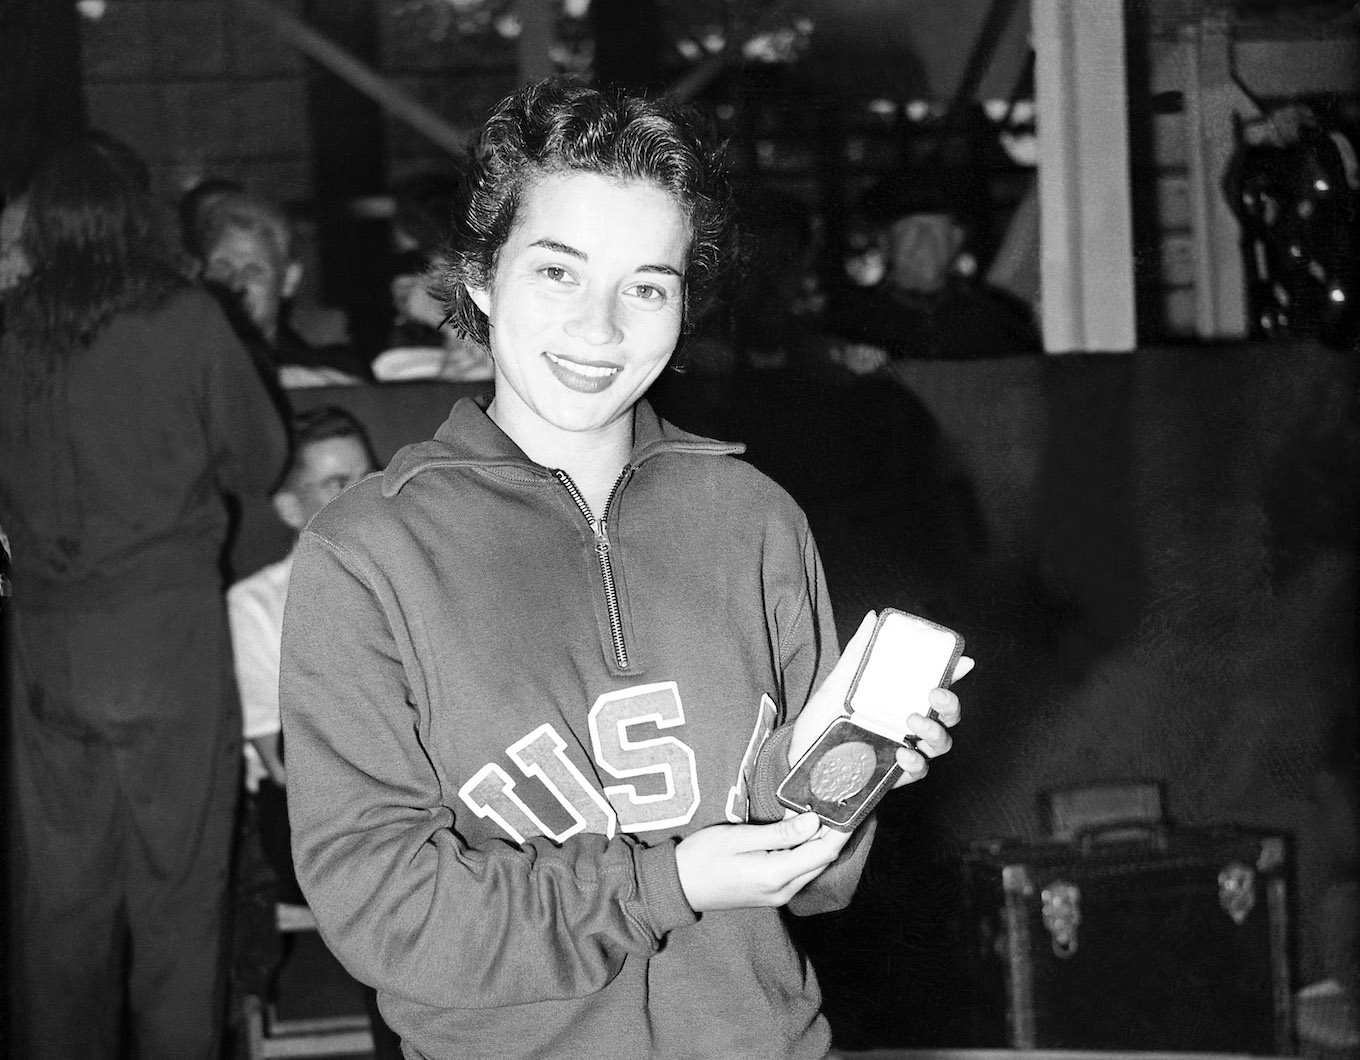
825, 178, 1041, 365
279, 78, 964, 1060
371, 170, 493, 383
0, 133, 288, 1059
227, 404, 402, 1058
386, 170, 462, 351
195, 190, 372, 387
177, 176, 245, 276
231, 406, 377, 889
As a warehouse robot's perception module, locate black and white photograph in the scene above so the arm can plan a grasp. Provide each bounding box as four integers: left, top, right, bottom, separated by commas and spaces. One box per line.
1, 1, 1356, 1058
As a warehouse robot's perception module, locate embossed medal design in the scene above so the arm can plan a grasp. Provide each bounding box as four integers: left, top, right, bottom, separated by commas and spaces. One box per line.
809, 740, 876, 803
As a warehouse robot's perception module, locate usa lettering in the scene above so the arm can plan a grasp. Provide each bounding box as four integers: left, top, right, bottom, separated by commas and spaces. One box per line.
458, 683, 777, 843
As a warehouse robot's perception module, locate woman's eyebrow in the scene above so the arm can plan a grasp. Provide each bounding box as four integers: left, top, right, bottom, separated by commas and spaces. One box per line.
529, 237, 584, 259
637, 262, 683, 277
529, 237, 682, 277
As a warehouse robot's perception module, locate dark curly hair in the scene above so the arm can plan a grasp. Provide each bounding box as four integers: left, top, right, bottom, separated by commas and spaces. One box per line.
440, 77, 735, 349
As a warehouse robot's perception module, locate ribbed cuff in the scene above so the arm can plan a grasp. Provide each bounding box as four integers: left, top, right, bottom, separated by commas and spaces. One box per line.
634, 841, 698, 938
749, 724, 797, 824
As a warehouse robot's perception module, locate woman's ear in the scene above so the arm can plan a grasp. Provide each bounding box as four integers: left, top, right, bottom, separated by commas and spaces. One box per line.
466, 284, 491, 317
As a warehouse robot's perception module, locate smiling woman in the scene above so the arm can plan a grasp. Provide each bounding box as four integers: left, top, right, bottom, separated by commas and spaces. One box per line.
277, 76, 963, 1060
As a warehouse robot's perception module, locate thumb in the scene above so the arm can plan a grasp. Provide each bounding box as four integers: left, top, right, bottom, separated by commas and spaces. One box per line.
820, 610, 878, 704
762, 812, 821, 851
792, 612, 881, 765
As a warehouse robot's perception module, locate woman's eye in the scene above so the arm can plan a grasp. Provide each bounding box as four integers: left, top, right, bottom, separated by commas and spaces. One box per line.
630, 283, 665, 302
540, 265, 570, 283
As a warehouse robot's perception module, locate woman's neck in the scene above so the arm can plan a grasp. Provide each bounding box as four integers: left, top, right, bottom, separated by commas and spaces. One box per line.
489, 399, 634, 518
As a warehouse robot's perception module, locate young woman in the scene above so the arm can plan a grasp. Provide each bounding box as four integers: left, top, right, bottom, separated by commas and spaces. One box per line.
0, 135, 288, 1057
280, 78, 962, 1060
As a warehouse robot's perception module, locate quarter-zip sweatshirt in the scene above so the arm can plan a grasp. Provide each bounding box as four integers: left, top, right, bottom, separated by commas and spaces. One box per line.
280, 396, 875, 1060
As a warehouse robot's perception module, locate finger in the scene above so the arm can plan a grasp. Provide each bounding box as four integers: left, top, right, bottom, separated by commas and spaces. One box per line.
906, 714, 953, 757
820, 611, 878, 702
927, 687, 961, 727
750, 812, 822, 853
761, 827, 846, 883
801, 823, 853, 858
848, 610, 878, 652
951, 655, 975, 682
893, 746, 929, 785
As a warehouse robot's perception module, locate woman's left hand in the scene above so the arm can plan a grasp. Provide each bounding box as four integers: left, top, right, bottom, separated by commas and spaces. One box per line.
788, 611, 968, 788
890, 684, 961, 787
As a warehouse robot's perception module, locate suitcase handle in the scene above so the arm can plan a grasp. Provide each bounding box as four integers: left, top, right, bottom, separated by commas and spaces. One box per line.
1076, 820, 1170, 853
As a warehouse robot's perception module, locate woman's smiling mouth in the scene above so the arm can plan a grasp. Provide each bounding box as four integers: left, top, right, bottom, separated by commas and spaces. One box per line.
543, 350, 621, 392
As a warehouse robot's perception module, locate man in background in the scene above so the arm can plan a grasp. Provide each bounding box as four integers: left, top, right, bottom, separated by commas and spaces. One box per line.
826, 180, 1040, 364
227, 404, 400, 1058
196, 192, 372, 387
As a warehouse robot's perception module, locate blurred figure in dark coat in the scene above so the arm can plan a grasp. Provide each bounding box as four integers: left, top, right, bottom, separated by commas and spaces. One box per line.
0, 134, 289, 1059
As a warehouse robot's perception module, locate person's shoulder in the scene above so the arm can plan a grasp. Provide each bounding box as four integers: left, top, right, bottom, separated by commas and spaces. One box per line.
149, 284, 223, 325
669, 443, 812, 533
139, 285, 242, 358
713, 448, 793, 497
734, 457, 812, 529
649, 408, 805, 517
298, 472, 392, 556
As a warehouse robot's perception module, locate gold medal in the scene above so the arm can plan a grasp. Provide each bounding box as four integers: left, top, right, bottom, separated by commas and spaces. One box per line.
809, 740, 876, 803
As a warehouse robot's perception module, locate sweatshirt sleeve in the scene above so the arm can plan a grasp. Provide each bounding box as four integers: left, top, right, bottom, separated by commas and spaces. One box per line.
747, 521, 877, 915
279, 528, 697, 1010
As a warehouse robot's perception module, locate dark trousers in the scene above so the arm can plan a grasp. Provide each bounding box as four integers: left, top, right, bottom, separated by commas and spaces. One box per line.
255, 778, 305, 905
7, 591, 239, 1060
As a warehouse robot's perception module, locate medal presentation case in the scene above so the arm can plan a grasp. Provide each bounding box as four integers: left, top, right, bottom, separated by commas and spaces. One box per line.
778, 609, 965, 831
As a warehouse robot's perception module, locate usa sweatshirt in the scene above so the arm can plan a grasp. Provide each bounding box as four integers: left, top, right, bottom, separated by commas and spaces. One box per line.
280, 396, 874, 1059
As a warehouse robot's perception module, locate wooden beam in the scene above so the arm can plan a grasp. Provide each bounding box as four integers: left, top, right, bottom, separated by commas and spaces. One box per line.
235, 0, 468, 159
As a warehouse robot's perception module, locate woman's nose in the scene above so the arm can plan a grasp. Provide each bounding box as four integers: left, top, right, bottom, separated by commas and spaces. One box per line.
564, 289, 622, 344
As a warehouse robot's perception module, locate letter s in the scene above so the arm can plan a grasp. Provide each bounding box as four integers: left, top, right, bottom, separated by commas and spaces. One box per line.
588, 682, 698, 833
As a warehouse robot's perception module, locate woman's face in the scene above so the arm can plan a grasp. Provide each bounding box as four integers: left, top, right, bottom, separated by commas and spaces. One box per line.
468, 171, 689, 446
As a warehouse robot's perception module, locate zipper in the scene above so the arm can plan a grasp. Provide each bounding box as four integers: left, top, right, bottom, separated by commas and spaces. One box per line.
553, 465, 633, 670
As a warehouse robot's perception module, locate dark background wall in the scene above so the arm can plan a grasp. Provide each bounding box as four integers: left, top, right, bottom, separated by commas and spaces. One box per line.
652, 341, 1358, 1043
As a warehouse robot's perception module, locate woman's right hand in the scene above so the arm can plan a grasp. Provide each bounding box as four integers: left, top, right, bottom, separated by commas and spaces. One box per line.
673, 812, 850, 912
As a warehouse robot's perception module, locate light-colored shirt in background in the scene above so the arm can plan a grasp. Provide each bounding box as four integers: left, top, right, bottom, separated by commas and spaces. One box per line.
227, 553, 292, 792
